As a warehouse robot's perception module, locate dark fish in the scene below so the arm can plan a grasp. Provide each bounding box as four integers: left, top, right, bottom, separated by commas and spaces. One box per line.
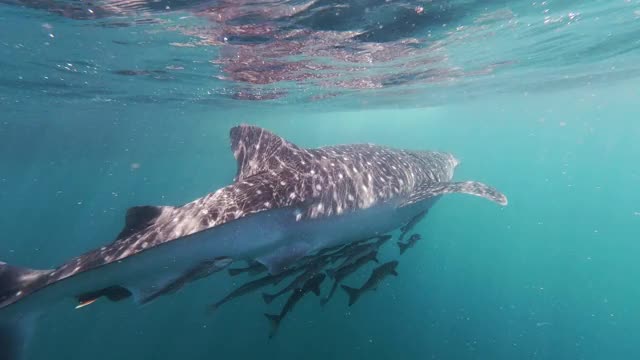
133, 257, 233, 305
398, 233, 422, 255
398, 210, 428, 242
209, 265, 303, 312
325, 242, 361, 264
341, 260, 399, 306
337, 235, 391, 268
321, 250, 378, 306
323, 235, 386, 264
264, 273, 326, 338
227, 261, 267, 277
262, 257, 327, 304
321, 237, 374, 263
313, 243, 350, 258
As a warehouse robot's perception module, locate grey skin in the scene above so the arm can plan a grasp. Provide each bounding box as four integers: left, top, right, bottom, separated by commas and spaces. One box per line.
262, 257, 328, 304
321, 250, 379, 306
209, 265, 305, 312
264, 273, 326, 339
341, 260, 399, 306
398, 233, 422, 255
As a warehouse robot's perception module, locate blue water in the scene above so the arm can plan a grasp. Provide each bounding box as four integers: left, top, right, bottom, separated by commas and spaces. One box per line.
1, 0, 640, 359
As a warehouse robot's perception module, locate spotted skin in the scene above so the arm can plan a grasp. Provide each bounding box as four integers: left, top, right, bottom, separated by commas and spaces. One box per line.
0, 124, 507, 309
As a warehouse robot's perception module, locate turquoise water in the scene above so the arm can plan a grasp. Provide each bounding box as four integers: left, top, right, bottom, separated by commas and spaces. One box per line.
1, 0, 640, 359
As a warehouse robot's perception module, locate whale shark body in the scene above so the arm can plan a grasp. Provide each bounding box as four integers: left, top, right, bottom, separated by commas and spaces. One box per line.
0, 124, 507, 359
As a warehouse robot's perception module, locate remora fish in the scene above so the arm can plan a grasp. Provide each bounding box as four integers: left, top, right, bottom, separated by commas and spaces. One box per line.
0, 124, 506, 359
262, 257, 328, 304
398, 210, 428, 243
321, 250, 378, 306
398, 233, 422, 255
227, 261, 267, 277
132, 257, 233, 306
323, 238, 369, 264
336, 235, 390, 268
209, 265, 303, 312
264, 273, 326, 339
341, 260, 399, 306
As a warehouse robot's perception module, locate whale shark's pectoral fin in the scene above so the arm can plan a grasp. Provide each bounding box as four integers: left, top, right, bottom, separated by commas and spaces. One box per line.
256, 243, 312, 275
400, 181, 508, 207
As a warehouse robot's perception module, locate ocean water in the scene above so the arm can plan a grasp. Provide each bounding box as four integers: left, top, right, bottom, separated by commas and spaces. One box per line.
1, 0, 640, 359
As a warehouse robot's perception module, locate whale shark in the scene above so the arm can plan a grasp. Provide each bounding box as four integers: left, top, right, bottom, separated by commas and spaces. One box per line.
0, 124, 507, 359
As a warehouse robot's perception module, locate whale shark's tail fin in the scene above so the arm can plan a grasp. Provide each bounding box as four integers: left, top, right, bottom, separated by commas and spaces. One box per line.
0, 261, 53, 360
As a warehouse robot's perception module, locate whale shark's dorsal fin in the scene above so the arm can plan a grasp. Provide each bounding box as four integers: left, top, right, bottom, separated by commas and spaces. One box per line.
116, 206, 172, 240
230, 125, 303, 182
